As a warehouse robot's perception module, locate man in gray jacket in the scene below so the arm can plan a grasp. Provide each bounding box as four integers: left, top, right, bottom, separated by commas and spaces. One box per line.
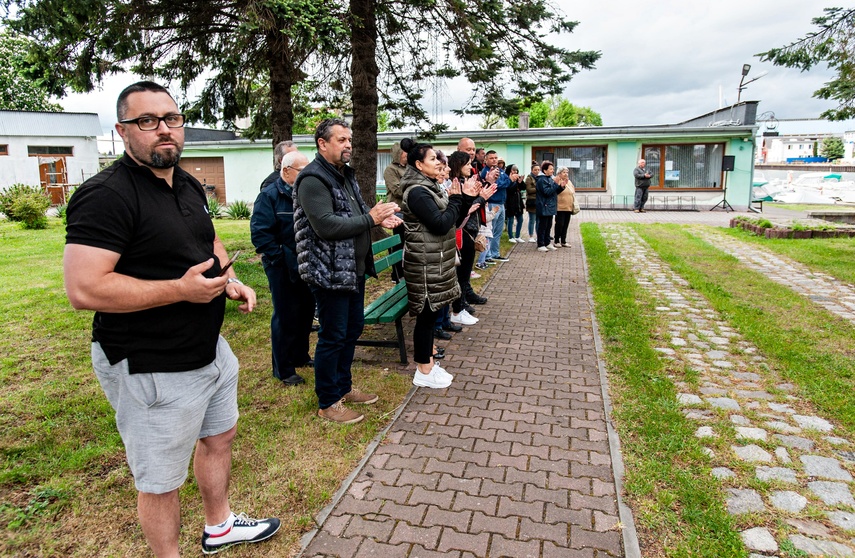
294, 118, 401, 424
633, 158, 652, 212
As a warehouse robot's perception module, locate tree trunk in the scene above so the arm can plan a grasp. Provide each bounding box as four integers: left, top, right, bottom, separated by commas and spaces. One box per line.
267, 29, 295, 148
350, 0, 379, 208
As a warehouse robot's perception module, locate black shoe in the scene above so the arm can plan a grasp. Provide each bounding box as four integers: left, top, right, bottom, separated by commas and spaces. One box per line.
468, 293, 488, 305
280, 374, 306, 386
494, 255, 510, 262
298, 359, 314, 368
433, 351, 445, 360
434, 346, 446, 356
442, 323, 462, 332
433, 328, 452, 340
310, 324, 320, 332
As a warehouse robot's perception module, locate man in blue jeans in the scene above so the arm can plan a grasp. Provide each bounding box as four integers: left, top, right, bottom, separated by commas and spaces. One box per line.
479, 150, 510, 262
294, 118, 402, 424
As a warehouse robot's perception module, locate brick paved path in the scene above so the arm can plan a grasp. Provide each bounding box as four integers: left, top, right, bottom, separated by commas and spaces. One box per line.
301, 223, 635, 558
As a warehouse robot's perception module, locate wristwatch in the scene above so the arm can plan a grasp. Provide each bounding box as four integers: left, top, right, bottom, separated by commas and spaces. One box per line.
226, 278, 243, 286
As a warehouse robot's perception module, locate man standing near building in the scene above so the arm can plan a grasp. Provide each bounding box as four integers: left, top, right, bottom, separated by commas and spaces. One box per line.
473, 147, 486, 173
63, 81, 279, 556
251, 150, 315, 387
294, 118, 402, 424
383, 141, 407, 282
259, 140, 298, 191
479, 150, 510, 262
633, 158, 652, 212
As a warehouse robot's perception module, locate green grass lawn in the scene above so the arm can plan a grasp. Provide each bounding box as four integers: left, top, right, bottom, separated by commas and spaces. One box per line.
582, 222, 855, 557
0, 218, 411, 557
767, 203, 855, 212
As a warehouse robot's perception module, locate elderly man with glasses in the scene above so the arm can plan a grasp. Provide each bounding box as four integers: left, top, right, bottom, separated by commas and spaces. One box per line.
251, 150, 316, 387
63, 81, 279, 556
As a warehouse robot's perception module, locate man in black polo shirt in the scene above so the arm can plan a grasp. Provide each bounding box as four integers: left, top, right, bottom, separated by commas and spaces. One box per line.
63, 81, 279, 556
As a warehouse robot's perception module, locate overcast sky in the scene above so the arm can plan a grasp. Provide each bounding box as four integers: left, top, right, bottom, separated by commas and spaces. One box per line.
59, 0, 847, 136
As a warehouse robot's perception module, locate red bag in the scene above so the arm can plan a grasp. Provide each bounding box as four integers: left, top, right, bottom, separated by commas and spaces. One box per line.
456, 228, 463, 250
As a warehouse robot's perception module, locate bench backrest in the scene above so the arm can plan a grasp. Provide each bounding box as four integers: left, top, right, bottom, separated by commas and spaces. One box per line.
371, 234, 403, 275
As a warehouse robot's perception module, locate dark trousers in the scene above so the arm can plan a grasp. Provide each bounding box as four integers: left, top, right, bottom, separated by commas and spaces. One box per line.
454, 231, 476, 313
537, 214, 554, 247
310, 278, 365, 409
634, 186, 649, 210
414, 305, 439, 364
554, 211, 572, 245
264, 263, 315, 380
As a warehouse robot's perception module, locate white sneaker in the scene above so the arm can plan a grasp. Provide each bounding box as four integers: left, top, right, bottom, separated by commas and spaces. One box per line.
413, 366, 452, 388
547, 244, 557, 251
563, 243, 572, 248
516, 238, 523, 243
509, 237, 517, 243
537, 246, 548, 252
202, 513, 281, 555
450, 310, 478, 325
528, 237, 537, 243
432, 363, 453, 381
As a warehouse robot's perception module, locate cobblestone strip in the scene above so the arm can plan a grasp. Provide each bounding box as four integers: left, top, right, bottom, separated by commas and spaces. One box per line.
695, 228, 855, 323
301, 225, 629, 558
603, 224, 855, 558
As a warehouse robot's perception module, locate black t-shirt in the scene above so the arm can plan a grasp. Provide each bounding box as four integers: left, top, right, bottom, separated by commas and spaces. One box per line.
65, 156, 226, 373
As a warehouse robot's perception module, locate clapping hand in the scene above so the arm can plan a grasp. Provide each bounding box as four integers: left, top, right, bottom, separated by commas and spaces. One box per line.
480, 182, 498, 201
461, 174, 480, 196
381, 215, 403, 228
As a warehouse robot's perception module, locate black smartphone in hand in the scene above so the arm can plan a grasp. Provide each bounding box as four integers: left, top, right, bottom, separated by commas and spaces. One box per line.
218, 250, 241, 277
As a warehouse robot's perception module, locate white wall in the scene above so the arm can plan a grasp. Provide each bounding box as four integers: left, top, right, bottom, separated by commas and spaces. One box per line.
0, 135, 101, 189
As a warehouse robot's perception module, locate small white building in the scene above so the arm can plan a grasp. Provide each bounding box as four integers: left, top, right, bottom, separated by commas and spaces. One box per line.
0, 110, 102, 203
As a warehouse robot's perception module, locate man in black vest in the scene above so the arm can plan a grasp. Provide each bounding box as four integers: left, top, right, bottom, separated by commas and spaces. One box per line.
294, 118, 401, 424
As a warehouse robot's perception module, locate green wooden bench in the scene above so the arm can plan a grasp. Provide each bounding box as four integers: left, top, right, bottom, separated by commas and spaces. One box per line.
356, 234, 409, 364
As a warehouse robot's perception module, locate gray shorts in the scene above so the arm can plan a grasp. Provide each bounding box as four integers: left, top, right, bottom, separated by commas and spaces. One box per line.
92, 336, 240, 494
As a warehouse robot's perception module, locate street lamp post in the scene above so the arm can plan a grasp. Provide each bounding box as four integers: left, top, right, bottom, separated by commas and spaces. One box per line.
737, 64, 767, 103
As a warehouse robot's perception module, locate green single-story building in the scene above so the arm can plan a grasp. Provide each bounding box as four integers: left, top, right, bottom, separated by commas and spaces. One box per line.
181, 101, 759, 210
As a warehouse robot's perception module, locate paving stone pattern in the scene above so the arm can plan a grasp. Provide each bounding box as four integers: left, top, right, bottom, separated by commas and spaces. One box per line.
603, 224, 855, 557
697, 228, 855, 323
302, 226, 627, 557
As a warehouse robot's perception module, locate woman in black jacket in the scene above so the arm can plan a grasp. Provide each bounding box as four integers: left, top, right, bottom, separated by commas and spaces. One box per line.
400, 139, 480, 389
503, 164, 525, 242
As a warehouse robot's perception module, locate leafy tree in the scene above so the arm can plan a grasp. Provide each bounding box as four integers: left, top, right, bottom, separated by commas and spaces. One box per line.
0, 30, 62, 111
758, 7, 855, 121
820, 136, 845, 160
348, 0, 600, 202
7, 0, 348, 146
505, 97, 602, 128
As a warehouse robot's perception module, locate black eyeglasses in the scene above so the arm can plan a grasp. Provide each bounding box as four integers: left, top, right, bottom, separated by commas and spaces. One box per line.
120, 114, 186, 131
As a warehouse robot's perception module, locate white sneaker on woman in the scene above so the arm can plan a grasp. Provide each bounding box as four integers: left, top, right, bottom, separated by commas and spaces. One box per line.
528, 237, 537, 243
547, 244, 557, 251
450, 310, 478, 325
537, 246, 548, 252
508, 237, 517, 243
413, 366, 452, 388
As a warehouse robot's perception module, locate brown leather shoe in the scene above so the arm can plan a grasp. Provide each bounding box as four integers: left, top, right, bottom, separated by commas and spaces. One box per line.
317, 399, 364, 424
343, 387, 379, 405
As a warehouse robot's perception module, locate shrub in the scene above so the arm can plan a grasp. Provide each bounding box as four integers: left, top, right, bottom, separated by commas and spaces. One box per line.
225, 200, 251, 220
756, 218, 774, 229
0, 184, 43, 221
11, 192, 50, 229
207, 196, 223, 219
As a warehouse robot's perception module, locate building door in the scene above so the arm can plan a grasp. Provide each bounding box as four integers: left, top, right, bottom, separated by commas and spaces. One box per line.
179, 157, 226, 203
38, 157, 68, 204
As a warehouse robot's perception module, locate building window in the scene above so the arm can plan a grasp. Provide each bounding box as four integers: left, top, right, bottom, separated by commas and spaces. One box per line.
0, 145, 7, 156
532, 145, 607, 190
376, 150, 392, 185
28, 146, 74, 156
642, 143, 725, 189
